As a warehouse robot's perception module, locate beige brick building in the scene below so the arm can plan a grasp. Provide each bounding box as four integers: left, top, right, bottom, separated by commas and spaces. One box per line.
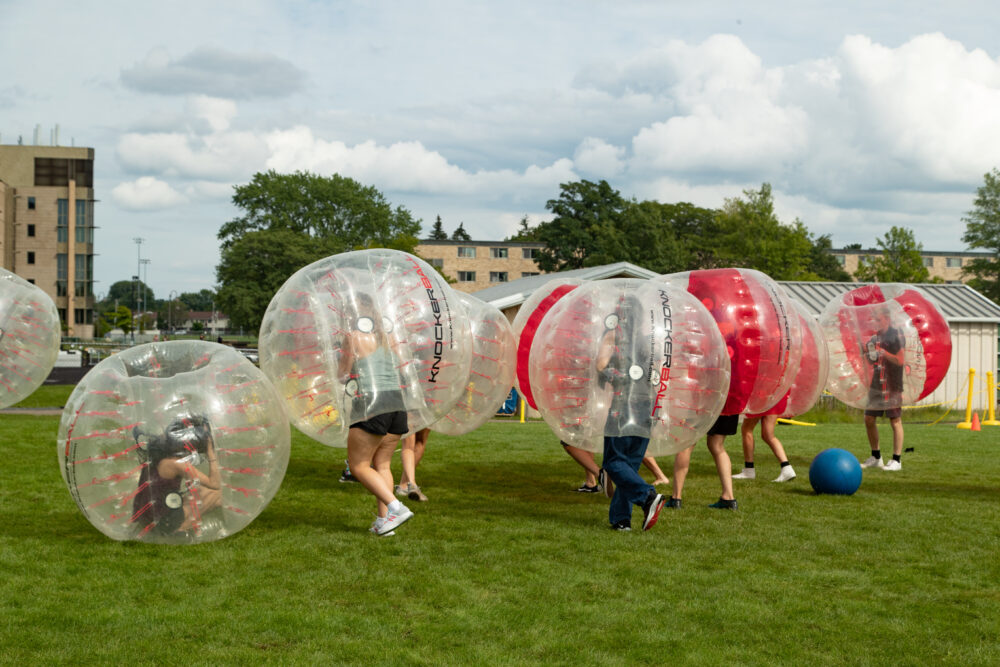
831, 248, 989, 284
0, 143, 96, 338
415, 239, 546, 293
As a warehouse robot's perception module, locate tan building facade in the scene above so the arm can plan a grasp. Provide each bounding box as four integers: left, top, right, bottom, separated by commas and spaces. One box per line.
415, 239, 546, 293
831, 248, 988, 284
0, 144, 97, 338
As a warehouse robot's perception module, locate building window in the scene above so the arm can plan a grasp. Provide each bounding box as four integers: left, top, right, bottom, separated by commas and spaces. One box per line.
490, 272, 508, 283
76, 200, 93, 243
834, 255, 845, 266
923, 257, 934, 267
74, 309, 92, 325
27, 251, 35, 264
457, 247, 476, 258
28, 279, 35, 285
27, 224, 35, 237
946, 257, 962, 268
521, 272, 539, 278
457, 271, 476, 282
27, 196, 35, 210
428, 258, 443, 268
522, 248, 539, 259
491, 247, 508, 259
57, 199, 69, 242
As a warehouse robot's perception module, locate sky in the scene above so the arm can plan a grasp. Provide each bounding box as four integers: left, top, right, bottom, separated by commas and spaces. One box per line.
3, 0, 1000, 300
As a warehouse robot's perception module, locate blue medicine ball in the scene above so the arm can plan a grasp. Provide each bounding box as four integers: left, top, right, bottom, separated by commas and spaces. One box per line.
809, 448, 862, 495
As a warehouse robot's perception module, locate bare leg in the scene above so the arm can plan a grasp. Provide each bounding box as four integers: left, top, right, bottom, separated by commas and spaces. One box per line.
865, 414, 880, 452
672, 446, 693, 499
740, 416, 759, 464
706, 434, 735, 500
889, 417, 904, 457
373, 434, 401, 517
562, 442, 599, 486
759, 415, 789, 462
641, 456, 670, 485
399, 433, 416, 488
347, 427, 397, 508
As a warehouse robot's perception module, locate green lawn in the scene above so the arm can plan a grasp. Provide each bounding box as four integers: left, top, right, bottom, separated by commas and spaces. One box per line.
2, 401, 999, 665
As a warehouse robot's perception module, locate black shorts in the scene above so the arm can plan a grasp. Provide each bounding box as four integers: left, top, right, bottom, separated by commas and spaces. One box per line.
351, 411, 408, 436
708, 413, 739, 436
864, 408, 902, 419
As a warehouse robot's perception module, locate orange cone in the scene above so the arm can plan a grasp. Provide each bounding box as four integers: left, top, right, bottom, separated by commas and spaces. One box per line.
972, 412, 981, 431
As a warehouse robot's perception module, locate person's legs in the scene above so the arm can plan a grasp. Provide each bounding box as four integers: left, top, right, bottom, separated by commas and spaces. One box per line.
889, 417, 904, 457
735, 417, 759, 479
761, 415, 796, 481
603, 436, 654, 526
861, 413, 885, 468
562, 441, 600, 487
670, 446, 692, 504
706, 434, 735, 501
374, 434, 401, 516
347, 427, 397, 508
398, 433, 416, 488
641, 456, 670, 485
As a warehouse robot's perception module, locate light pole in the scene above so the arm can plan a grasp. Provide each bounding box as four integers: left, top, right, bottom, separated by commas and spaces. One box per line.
139, 258, 151, 332
132, 237, 144, 343
168, 290, 178, 334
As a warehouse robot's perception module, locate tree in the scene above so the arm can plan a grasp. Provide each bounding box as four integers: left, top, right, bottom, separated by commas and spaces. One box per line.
216, 171, 422, 332
807, 234, 852, 282
103, 279, 153, 311
505, 215, 538, 242
709, 184, 815, 280
429, 215, 448, 240
216, 229, 318, 332
177, 289, 216, 312
854, 226, 929, 283
962, 168, 1000, 302
102, 305, 133, 335
451, 222, 472, 241
533, 180, 630, 272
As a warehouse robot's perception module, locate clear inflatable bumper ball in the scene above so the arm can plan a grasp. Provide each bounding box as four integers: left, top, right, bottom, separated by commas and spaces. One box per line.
258, 249, 472, 446
0, 267, 61, 408
58, 341, 291, 544
820, 284, 951, 410
528, 278, 730, 456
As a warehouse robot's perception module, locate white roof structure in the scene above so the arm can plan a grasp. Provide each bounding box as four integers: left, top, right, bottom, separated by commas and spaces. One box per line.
476, 268, 1000, 324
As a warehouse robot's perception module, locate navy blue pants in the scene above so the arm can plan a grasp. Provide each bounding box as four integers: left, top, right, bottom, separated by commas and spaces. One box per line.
602, 435, 653, 525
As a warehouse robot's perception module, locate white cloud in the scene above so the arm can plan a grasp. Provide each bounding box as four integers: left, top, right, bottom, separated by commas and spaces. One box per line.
116, 129, 268, 181
111, 177, 187, 210
573, 137, 626, 178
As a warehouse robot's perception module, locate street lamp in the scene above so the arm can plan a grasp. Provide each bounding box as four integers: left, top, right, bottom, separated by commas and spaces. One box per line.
139, 258, 151, 332
168, 290, 178, 334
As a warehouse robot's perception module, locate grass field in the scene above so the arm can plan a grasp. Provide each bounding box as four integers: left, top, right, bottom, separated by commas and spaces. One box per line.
2, 390, 999, 665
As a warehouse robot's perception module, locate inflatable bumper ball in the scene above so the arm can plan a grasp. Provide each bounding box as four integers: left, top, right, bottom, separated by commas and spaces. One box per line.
528, 278, 730, 456
660, 268, 802, 416
769, 298, 831, 418
819, 284, 951, 410
258, 249, 472, 447
432, 292, 516, 435
0, 267, 61, 408
58, 341, 291, 544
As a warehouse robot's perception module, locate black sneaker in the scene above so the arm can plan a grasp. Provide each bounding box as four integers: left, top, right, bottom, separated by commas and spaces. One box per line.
641, 491, 665, 531
610, 520, 631, 531
575, 484, 600, 493
708, 497, 738, 510
665, 497, 682, 509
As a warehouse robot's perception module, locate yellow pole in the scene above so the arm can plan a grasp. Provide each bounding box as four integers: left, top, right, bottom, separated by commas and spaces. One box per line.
520, 398, 525, 424
776, 417, 816, 426
957, 368, 975, 429
984, 371, 1000, 426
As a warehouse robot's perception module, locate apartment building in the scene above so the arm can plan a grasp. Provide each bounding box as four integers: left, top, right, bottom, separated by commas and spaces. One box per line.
831, 248, 990, 284
415, 239, 546, 293
0, 143, 96, 338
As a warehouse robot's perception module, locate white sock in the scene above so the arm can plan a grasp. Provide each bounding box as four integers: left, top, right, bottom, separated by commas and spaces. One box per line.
388, 499, 403, 513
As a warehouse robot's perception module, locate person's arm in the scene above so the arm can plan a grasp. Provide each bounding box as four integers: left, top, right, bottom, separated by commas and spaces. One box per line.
596, 329, 616, 372
158, 441, 221, 490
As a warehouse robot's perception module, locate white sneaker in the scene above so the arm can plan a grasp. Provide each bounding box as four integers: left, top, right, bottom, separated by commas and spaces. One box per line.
369, 517, 396, 537
861, 456, 884, 469
772, 466, 796, 483
883, 460, 901, 472
733, 468, 756, 480
378, 503, 413, 535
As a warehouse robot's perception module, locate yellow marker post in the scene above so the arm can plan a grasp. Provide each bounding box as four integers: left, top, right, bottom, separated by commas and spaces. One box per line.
520, 398, 526, 424
776, 418, 816, 426
984, 371, 1000, 426
957, 368, 976, 429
